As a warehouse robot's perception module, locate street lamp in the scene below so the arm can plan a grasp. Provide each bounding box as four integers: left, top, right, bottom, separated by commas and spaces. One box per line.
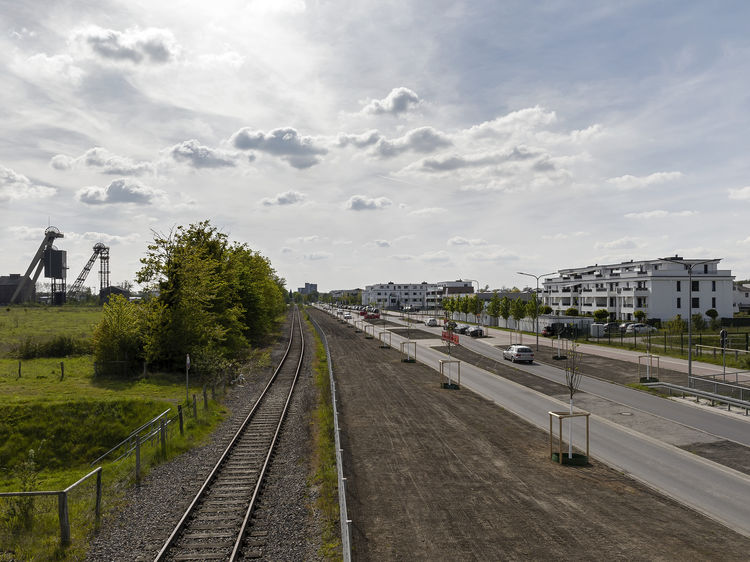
659, 257, 714, 387
518, 271, 556, 350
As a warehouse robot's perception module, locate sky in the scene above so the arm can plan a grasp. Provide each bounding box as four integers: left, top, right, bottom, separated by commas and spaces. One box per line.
2, 0, 750, 294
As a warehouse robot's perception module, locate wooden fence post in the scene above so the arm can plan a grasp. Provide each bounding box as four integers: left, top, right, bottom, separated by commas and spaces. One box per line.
58, 491, 70, 546
203, 385, 208, 410
192, 394, 197, 418
178, 405, 184, 435
96, 469, 102, 522
60, 361, 64, 381
135, 437, 141, 487
17, 361, 21, 379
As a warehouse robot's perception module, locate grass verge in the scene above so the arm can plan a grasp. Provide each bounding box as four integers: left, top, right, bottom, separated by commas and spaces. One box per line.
305, 313, 342, 561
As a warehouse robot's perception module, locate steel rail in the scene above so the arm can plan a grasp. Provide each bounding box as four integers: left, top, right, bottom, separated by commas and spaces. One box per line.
154, 307, 303, 561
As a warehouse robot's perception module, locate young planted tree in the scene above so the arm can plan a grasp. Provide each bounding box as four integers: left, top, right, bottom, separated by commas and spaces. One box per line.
487, 291, 501, 326
471, 294, 484, 324
459, 295, 470, 321
564, 342, 584, 459
92, 294, 143, 376
634, 310, 646, 323
527, 293, 540, 330
705, 308, 720, 330
691, 313, 707, 332
510, 297, 526, 332
499, 295, 511, 328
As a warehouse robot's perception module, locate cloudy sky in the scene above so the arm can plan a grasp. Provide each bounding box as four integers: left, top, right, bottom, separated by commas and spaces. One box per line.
2, 1, 750, 294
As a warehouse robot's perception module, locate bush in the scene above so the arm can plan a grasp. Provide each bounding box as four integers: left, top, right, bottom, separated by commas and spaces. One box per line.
11, 335, 92, 359
565, 307, 579, 316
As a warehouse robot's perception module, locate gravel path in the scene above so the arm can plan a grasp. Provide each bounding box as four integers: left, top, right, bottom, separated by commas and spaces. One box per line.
85, 311, 324, 561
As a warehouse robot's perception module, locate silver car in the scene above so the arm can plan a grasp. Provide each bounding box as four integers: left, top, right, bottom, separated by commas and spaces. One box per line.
503, 345, 534, 363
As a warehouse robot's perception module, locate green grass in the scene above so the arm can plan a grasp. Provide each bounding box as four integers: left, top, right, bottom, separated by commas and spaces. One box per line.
0, 305, 102, 356
305, 311, 342, 561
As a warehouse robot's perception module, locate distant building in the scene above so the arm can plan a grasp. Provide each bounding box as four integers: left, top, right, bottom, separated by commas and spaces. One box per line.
733, 282, 750, 314
542, 257, 734, 322
0, 274, 31, 304
297, 282, 318, 295
361, 279, 476, 310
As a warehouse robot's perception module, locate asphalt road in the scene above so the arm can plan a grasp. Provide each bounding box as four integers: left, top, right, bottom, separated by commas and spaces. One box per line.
325, 307, 750, 538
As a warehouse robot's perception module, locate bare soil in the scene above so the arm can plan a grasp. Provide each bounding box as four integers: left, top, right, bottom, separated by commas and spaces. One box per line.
311, 308, 750, 561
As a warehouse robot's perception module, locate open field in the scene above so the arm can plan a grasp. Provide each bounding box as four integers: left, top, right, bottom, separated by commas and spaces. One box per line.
0, 306, 102, 355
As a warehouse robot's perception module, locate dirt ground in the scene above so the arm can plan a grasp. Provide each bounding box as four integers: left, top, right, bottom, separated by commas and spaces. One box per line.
311, 309, 750, 561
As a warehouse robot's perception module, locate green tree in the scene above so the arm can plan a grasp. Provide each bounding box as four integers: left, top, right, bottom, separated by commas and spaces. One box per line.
691, 313, 706, 332
593, 308, 609, 323
511, 298, 526, 330
540, 305, 553, 315
565, 307, 578, 316
92, 294, 143, 376
634, 310, 646, 323
499, 296, 511, 326
527, 293, 540, 325
487, 291, 501, 322
458, 295, 470, 320
705, 308, 721, 330
666, 315, 686, 334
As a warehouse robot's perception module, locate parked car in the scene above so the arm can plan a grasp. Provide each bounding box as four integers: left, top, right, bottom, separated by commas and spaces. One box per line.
365, 311, 380, 319
503, 345, 534, 363
455, 324, 470, 334
343, 312, 352, 319
444, 320, 458, 331
602, 322, 620, 335
619, 322, 634, 332
625, 323, 656, 334
466, 326, 484, 337
541, 325, 555, 337
424, 317, 438, 327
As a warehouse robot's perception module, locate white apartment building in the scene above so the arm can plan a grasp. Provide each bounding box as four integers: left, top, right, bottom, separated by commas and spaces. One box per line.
362, 280, 474, 310
734, 282, 750, 314
542, 257, 734, 322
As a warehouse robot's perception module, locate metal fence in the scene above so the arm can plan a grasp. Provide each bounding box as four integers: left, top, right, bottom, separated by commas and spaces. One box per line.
310, 314, 352, 562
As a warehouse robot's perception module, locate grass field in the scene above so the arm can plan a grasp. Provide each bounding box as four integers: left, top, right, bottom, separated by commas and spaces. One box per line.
0, 305, 231, 560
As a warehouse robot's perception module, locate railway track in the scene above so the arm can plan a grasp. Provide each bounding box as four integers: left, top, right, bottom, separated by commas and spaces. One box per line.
155, 307, 305, 561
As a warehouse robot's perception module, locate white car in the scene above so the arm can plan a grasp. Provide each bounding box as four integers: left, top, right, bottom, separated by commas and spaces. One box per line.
424, 318, 438, 327
343, 312, 352, 319
625, 323, 656, 334
503, 345, 534, 363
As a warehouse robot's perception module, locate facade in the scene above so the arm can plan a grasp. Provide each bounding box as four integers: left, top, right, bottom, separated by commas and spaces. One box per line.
542, 257, 734, 322
362, 279, 475, 311
297, 282, 318, 295
734, 282, 750, 314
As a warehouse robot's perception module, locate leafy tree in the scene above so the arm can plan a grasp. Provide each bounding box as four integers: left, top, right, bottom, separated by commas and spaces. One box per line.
527, 293, 540, 325
565, 307, 578, 316
92, 294, 143, 376
499, 296, 511, 326
510, 298, 526, 329
691, 313, 706, 332
634, 310, 646, 323
470, 295, 483, 319
540, 305, 553, 315
666, 315, 686, 334
458, 295, 470, 320
705, 308, 721, 330
593, 308, 609, 323
487, 291, 501, 322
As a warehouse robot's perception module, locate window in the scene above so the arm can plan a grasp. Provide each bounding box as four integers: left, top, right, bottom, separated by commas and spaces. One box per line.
712, 297, 716, 308
704, 264, 708, 273
712, 281, 716, 292
677, 297, 681, 308
692, 280, 699, 292
692, 297, 700, 309
676, 281, 681, 292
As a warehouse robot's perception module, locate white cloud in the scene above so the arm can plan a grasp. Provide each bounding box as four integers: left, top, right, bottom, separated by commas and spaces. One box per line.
169, 140, 237, 169
728, 186, 750, 201
409, 207, 446, 216
624, 210, 697, 219
361, 87, 421, 116
230, 127, 327, 169
0, 165, 56, 202
304, 252, 332, 261
466, 249, 520, 262
418, 250, 451, 263
606, 172, 683, 191
374, 240, 391, 247
337, 130, 382, 148
261, 190, 306, 206
595, 237, 639, 250
467, 106, 557, 138
448, 237, 487, 246
346, 195, 392, 211
541, 232, 589, 240
51, 147, 154, 175
77, 179, 164, 205
373, 127, 451, 158
75, 25, 179, 64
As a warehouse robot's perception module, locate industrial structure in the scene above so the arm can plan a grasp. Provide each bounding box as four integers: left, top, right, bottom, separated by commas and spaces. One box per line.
8, 226, 67, 305
1, 227, 115, 305
67, 243, 110, 300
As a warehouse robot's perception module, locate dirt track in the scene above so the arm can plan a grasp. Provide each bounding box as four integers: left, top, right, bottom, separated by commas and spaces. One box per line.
311, 308, 750, 561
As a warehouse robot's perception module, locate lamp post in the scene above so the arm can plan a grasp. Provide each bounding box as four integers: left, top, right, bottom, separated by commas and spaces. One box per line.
659, 257, 714, 388
518, 271, 556, 351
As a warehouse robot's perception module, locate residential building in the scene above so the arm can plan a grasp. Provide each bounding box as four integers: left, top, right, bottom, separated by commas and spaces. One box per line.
733, 282, 750, 314
542, 257, 734, 322
297, 282, 318, 295
362, 279, 475, 311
